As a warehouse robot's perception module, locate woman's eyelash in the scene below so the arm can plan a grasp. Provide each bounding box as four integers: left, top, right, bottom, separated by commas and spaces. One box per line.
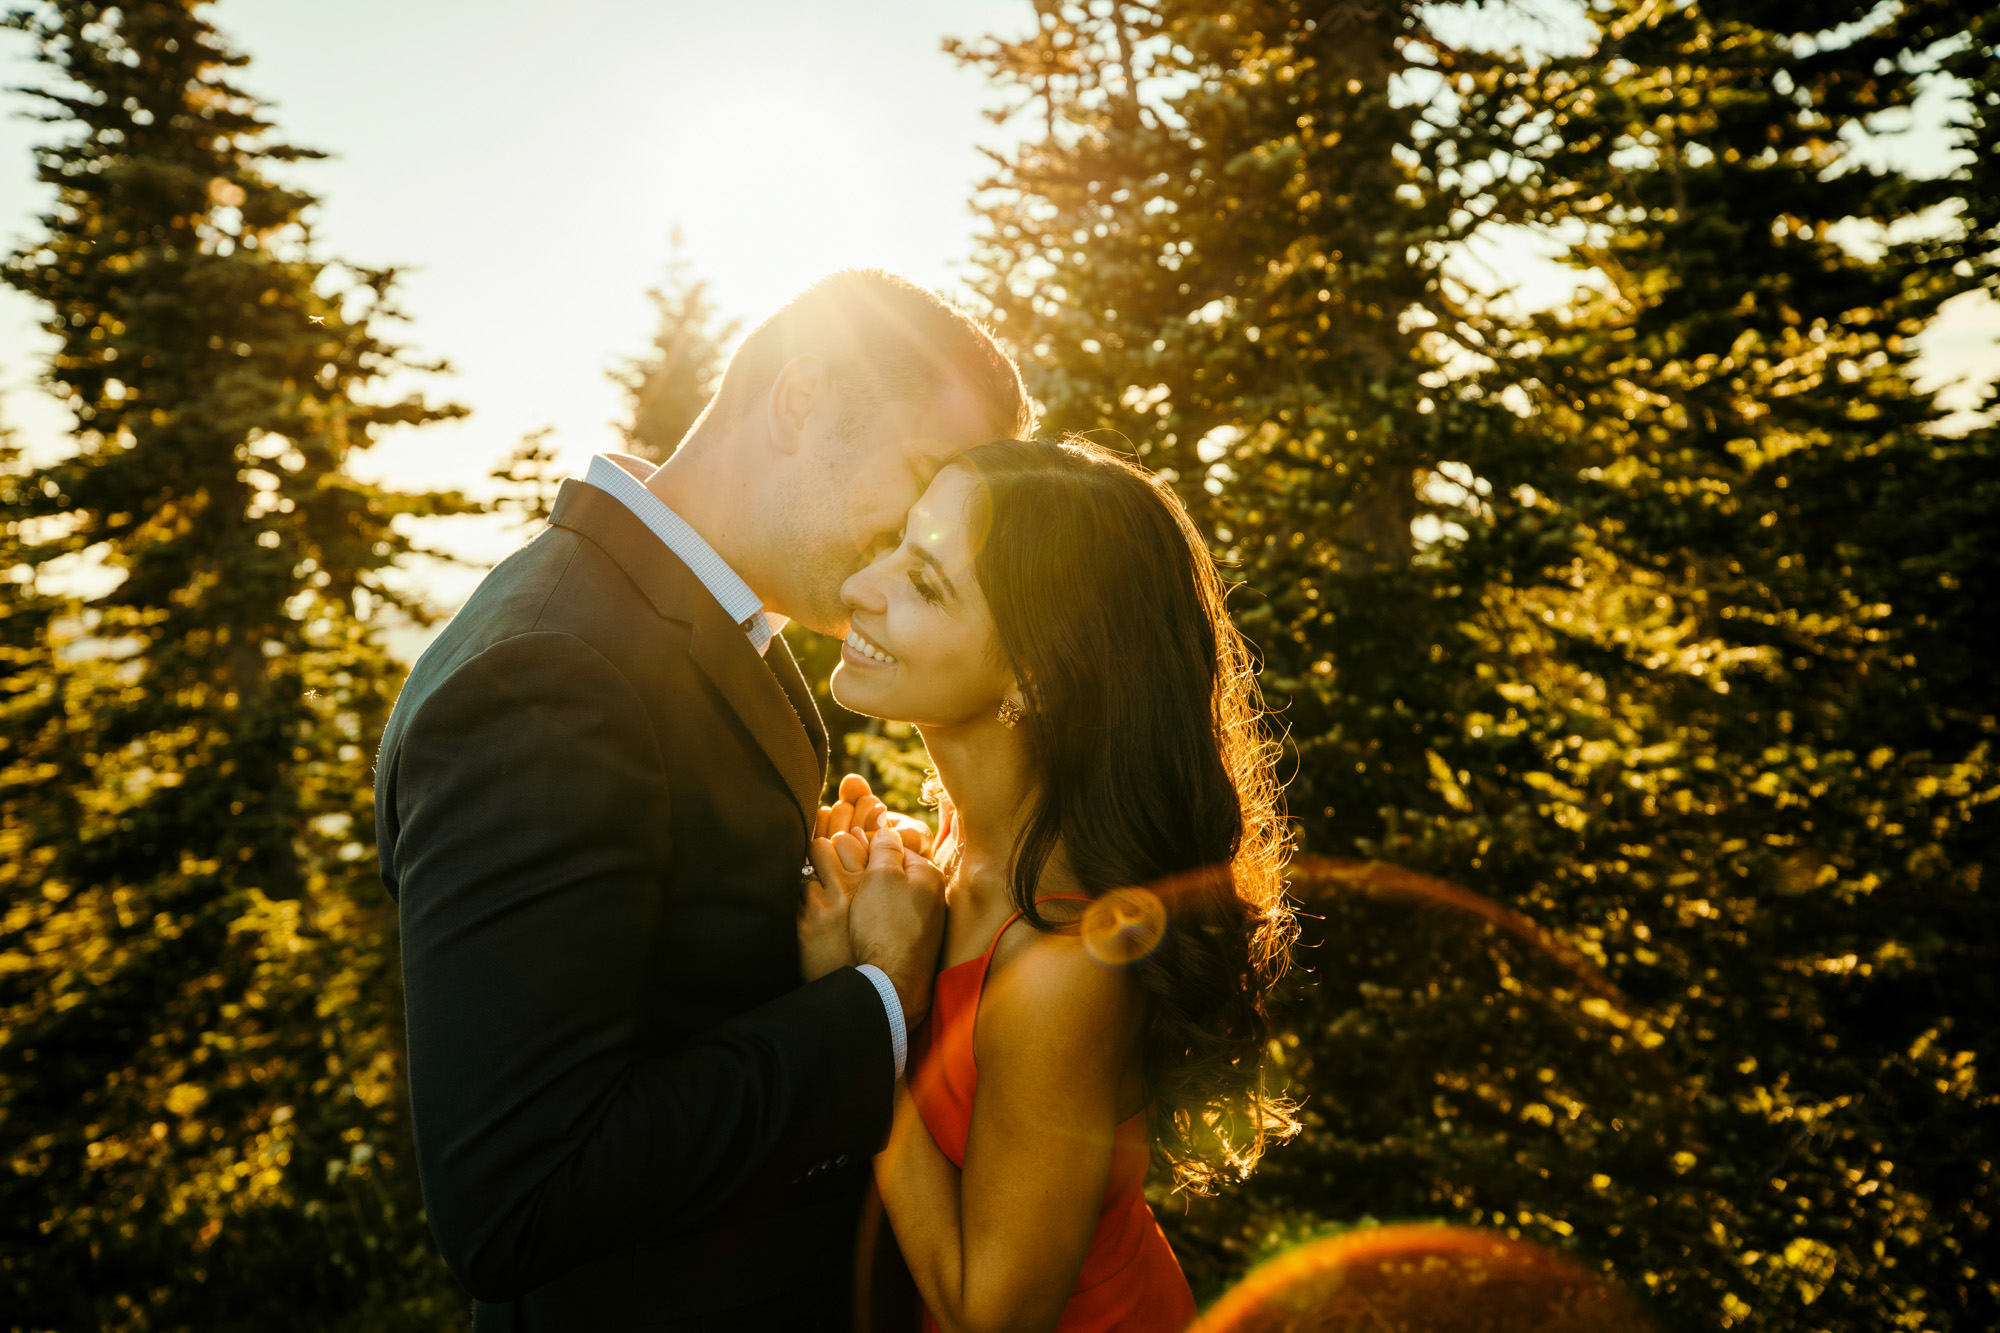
908, 569, 943, 605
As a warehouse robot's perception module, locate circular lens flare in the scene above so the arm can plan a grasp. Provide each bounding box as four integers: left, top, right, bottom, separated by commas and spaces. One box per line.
1082, 886, 1167, 965
1193, 1224, 1649, 1333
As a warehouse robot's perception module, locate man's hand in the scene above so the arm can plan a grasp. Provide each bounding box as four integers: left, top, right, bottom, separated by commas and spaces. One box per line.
816, 773, 932, 856
807, 825, 946, 1029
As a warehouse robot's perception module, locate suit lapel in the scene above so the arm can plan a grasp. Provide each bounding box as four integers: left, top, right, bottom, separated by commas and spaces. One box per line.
549, 480, 827, 830
765, 632, 831, 779
685, 621, 827, 829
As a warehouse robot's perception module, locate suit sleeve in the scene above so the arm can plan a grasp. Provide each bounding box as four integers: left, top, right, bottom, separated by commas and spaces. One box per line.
384, 631, 893, 1302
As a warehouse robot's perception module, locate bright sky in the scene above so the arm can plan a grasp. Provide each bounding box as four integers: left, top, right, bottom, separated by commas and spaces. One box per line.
0, 0, 1035, 505
1, 0, 1993, 606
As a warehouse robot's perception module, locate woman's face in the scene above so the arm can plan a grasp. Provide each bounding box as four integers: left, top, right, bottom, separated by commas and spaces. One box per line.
830, 464, 1017, 728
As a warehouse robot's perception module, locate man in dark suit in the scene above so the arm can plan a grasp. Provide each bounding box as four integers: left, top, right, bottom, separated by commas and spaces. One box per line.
374, 270, 1032, 1331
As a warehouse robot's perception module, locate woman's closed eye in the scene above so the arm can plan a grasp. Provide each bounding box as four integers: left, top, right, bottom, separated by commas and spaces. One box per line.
908, 568, 944, 606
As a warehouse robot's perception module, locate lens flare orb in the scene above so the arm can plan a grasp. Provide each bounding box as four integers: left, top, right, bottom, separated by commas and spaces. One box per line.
1191, 1224, 1650, 1333
1081, 886, 1167, 965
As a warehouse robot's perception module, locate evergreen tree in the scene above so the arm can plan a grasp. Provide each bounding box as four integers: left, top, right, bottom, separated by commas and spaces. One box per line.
956, 2, 1996, 1329
487, 425, 565, 527
0, 2, 472, 1325
608, 236, 738, 462
1498, 4, 1998, 1325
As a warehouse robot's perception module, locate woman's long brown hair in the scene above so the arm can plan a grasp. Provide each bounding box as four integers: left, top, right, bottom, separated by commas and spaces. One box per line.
957, 436, 1298, 1192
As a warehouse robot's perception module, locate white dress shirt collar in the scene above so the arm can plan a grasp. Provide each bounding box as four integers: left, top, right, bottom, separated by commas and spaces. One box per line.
583, 454, 786, 655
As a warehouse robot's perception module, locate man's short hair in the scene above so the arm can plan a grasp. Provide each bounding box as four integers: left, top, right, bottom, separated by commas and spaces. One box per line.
712, 269, 1032, 442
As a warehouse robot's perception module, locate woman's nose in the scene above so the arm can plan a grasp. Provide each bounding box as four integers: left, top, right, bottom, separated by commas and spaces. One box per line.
840, 558, 889, 614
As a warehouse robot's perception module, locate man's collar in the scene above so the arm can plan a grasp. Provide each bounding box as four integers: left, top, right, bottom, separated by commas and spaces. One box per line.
582, 454, 788, 651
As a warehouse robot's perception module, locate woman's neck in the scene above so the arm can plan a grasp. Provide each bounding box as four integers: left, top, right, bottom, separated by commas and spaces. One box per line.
919, 719, 1042, 922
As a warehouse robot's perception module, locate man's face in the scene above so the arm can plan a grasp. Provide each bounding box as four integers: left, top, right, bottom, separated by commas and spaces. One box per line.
773, 378, 996, 637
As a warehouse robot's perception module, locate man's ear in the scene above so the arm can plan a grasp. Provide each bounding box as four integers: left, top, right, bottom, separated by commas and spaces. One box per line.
766, 354, 829, 457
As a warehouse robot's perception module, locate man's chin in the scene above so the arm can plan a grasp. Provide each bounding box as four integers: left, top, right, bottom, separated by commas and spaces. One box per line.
789, 602, 852, 640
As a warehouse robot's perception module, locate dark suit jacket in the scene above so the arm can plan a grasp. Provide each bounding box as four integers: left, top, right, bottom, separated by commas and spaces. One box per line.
376, 479, 895, 1331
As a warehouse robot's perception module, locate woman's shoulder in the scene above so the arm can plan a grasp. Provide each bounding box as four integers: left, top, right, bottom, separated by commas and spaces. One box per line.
981, 904, 1143, 1052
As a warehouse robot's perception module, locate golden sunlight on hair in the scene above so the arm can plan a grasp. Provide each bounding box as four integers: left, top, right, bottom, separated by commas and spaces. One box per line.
707, 268, 1029, 440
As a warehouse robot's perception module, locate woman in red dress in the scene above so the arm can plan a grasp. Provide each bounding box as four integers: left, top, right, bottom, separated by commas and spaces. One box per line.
800, 437, 1297, 1333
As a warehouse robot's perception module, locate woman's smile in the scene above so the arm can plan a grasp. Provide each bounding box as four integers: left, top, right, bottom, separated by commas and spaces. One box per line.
844, 625, 899, 667
830, 465, 1017, 728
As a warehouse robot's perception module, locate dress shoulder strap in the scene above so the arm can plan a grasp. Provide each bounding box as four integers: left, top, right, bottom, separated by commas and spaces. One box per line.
982, 893, 1096, 958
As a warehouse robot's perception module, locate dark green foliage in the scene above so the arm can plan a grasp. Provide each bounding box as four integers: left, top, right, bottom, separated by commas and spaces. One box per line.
1, 0, 1991, 1327
0, 1, 473, 1326
956, 1, 1997, 1328
608, 238, 738, 463
487, 425, 565, 528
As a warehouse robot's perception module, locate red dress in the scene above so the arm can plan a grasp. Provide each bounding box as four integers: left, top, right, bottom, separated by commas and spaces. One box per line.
906, 895, 1198, 1332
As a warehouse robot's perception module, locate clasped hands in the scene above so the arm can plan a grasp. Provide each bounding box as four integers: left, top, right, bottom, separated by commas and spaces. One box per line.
798, 774, 952, 1028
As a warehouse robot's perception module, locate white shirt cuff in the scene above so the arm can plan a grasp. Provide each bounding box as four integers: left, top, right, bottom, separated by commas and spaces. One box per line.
854, 963, 908, 1080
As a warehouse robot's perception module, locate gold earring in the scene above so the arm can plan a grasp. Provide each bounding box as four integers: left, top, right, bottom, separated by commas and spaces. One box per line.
997, 700, 1023, 730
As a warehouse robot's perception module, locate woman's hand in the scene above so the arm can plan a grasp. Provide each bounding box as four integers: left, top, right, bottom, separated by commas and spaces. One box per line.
801, 779, 870, 980
817, 772, 933, 855
801, 773, 938, 983
798, 856, 859, 981
932, 789, 958, 866
797, 819, 885, 981
817, 772, 885, 841
798, 780, 884, 980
